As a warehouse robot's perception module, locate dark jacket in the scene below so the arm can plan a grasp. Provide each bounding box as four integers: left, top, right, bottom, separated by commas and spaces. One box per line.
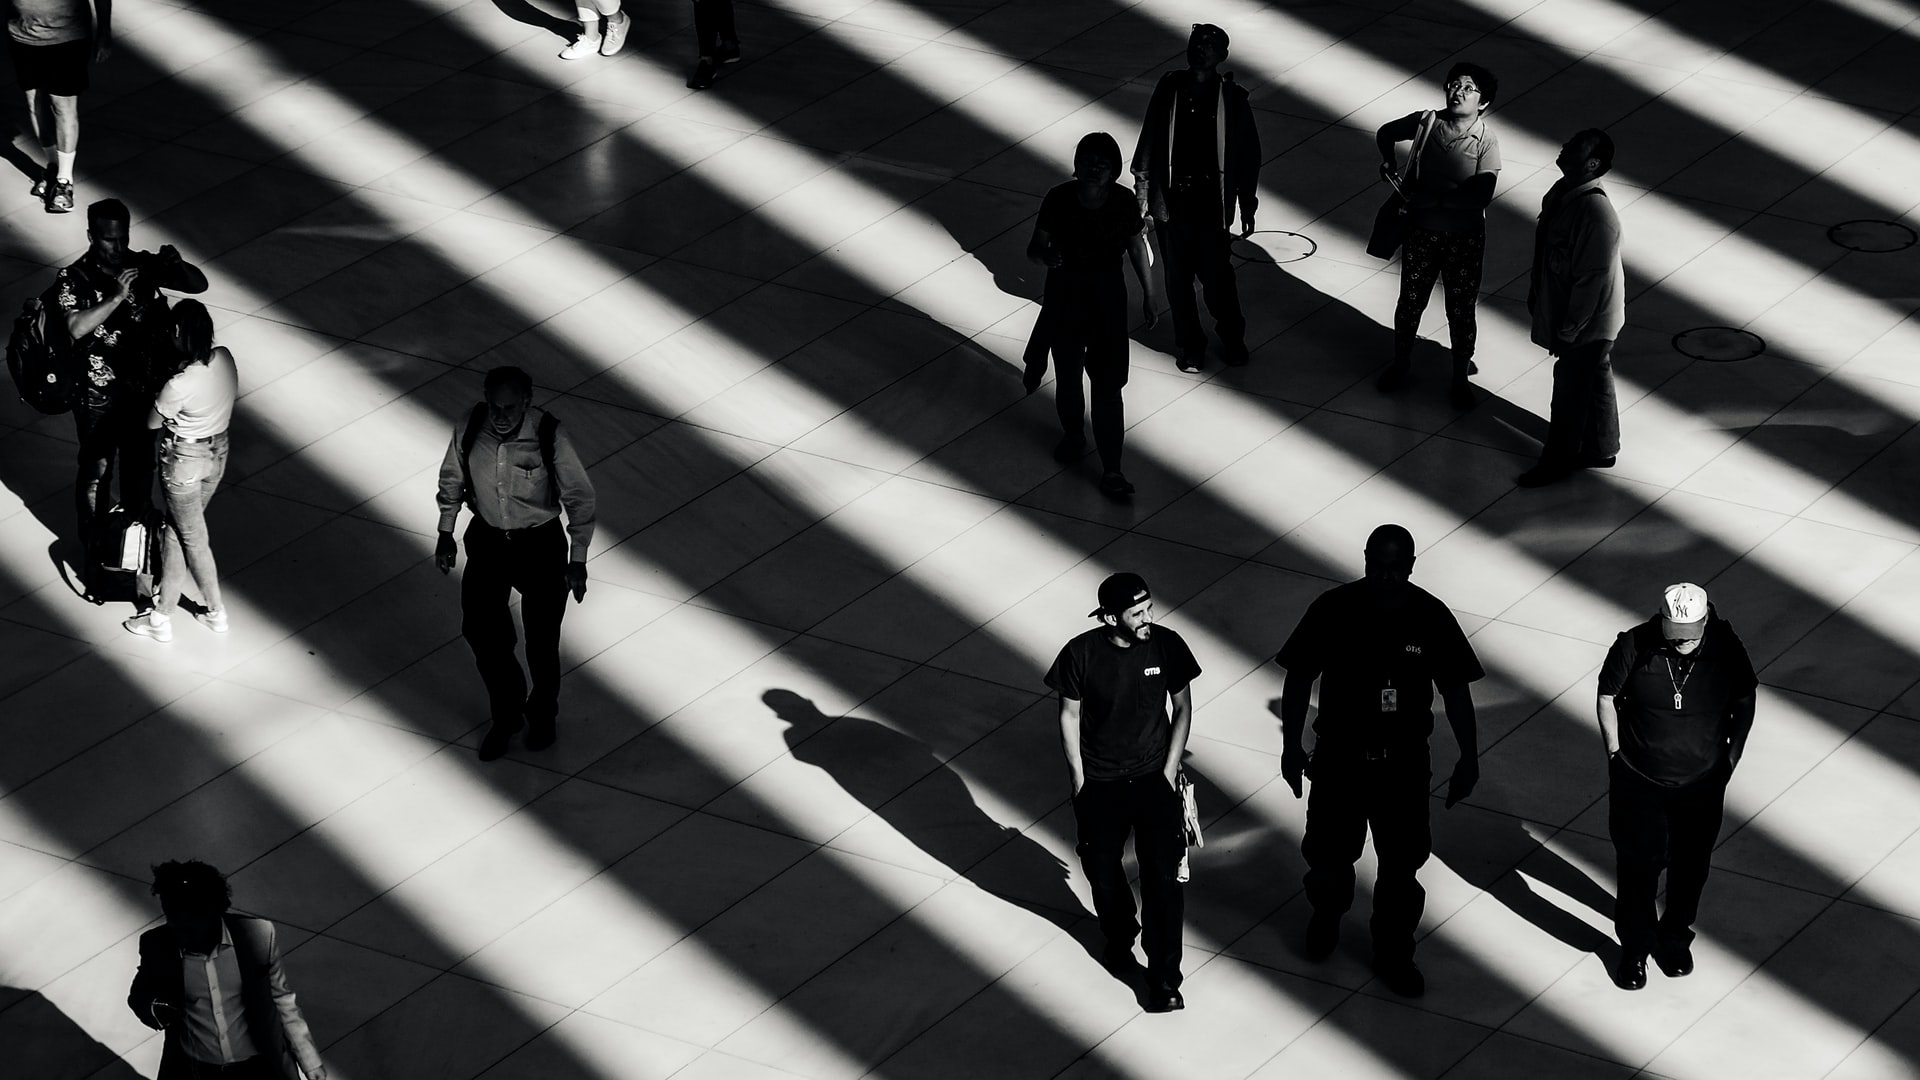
1130, 70, 1261, 230
128, 914, 323, 1080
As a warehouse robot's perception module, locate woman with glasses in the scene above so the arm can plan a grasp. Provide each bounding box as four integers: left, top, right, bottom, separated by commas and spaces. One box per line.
1374, 62, 1503, 409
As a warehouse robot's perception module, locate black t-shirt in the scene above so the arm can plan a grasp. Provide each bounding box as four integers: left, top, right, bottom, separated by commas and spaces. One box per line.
1045, 625, 1201, 780
1597, 613, 1757, 786
1274, 579, 1484, 748
1036, 182, 1141, 271
1172, 77, 1220, 183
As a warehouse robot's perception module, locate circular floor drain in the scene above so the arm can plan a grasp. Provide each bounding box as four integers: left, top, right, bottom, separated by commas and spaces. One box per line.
1674, 326, 1766, 362
1828, 219, 1916, 253
1232, 230, 1317, 263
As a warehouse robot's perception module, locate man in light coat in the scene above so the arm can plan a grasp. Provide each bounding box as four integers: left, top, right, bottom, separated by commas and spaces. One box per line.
1517, 128, 1625, 487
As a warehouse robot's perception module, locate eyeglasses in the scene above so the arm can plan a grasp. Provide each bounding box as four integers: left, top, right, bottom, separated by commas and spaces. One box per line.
1445, 79, 1480, 94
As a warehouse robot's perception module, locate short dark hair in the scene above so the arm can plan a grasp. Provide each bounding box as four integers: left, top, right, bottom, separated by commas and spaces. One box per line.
1191, 23, 1230, 53
483, 366, 533, 398
1446, 61, 1498, 109
87, 198, 130, 232
151, 860, 231, 916
1574, 127, 1615, 177
1073, 132, 1124, 180
172, 299, 214, 366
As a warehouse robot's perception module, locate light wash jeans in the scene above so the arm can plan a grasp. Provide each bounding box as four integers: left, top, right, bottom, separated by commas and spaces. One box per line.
154, 432, 228, 616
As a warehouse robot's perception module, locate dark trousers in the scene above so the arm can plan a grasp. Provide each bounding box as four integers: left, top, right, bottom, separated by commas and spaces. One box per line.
73, 386, 154, 540
1160, 186, 1245, 354
1393, 227, 1485, 366
183, 1055, 274, 1080
1539, 339, 1620, 465
1050, 297, 1130, 474
1301, 745, 1432, 965
1073, 774, 1185, 990
693, 0, 736, 54
461, 517, 568, 729
1610, 756, 1729, 958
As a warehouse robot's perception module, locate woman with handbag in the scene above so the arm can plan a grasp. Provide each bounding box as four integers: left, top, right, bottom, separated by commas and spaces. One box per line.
123, 300, 235, 642
1373, 62, 1503, 409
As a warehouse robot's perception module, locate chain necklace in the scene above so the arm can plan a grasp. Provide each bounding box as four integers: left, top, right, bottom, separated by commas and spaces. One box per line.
1663, 654, 1695, 710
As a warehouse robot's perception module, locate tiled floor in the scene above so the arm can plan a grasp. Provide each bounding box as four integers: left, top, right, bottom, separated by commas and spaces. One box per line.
2, 0, 1918, 1076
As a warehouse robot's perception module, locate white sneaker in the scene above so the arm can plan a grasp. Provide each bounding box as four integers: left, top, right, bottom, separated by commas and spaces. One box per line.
599, 10, 630, 56
124, 612, 174, 642
194, 608, 229, 633
559, 31, 602, 59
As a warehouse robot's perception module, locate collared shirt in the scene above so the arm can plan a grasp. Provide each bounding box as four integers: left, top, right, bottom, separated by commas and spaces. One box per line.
153, 347, 239, 440
53, 250, 173, 396
1597, 614, 1756, 785
436, 404, 596, 562
177, 921, 260, 1065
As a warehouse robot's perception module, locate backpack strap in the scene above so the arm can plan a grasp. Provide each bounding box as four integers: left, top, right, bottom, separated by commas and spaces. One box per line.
457, 402, 487, 510
536, 411, 560, 507
460, 406, 564, 510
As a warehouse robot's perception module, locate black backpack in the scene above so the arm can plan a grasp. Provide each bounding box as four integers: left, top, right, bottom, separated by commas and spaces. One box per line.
7, 289, 76, 414
458, 403, 562, 508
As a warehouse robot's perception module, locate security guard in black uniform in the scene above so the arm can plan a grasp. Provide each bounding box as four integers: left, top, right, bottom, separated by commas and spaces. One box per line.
1276, 524, 1484, 998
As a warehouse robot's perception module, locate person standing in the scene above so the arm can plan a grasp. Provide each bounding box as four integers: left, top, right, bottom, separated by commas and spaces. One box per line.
1375, 62, 1502, 409
1276, 524, 1483, 998
1046, 572, 1200, 1012
123, 301, 235, 642
1597, 583, 1755, 991
685, 0, 738, 90
55, 197, 209, 590
558, 1, 629, 60
1130, 22, 1258, 373
7, 0, 109, 213
1516, 129, 1625, 488
127, 860, 327, 1080
1025, 132, 1157, 501
436, 366, 595, 761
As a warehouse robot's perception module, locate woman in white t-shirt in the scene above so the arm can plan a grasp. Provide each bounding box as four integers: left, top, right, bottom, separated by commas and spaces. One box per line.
123, 300, 237, 642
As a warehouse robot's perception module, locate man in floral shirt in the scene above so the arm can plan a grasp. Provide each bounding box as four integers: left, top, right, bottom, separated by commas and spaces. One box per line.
54, 197, 206, 571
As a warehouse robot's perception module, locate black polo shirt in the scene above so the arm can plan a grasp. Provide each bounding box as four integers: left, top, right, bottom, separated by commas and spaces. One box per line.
1598, 612, 1756, 786
1274, 578, 1484, 750
1046, 625, 1201, 781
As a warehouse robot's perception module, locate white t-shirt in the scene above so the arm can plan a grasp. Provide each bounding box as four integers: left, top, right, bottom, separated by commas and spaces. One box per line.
154, 346, 238, 440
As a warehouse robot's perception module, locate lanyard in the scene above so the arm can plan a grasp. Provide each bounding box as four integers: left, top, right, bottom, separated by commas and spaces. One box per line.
1663, 655, 1695, 709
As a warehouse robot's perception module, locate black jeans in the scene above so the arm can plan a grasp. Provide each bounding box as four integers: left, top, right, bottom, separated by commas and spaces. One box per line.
461, 517, 569, 729
1539, 339, 1621, 466
1044, 269, 1130, 474
1301, 743, 1432, 965
1160, 185, 1245, 354
1073, 774, 1185, 990
1610, 756, 1729, 958
693, 0, 736, 54
73, 385, 154, 540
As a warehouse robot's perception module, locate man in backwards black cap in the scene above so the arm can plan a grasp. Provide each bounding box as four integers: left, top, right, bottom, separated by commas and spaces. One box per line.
1275, 524, 1483, 998
1046, 571, 1201, 1012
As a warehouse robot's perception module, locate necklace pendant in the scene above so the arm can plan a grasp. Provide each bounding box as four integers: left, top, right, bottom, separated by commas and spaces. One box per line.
1674, 692, 1684, 709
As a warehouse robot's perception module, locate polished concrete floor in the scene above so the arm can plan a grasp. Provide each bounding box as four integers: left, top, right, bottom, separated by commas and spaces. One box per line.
3, 0, 1920, 1077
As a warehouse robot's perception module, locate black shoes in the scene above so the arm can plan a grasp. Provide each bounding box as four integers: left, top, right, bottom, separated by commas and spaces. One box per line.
1145, 987, 1185, 1013
1371, 958, 1425, 998
1449, 375, 1475, 411
1583, 455, 1616, 469
1302, 911, 1339, 962
1176, 348, 1204, 373
1654, 943, 1694, 978
715, 38, 741, 64
524, 718, 557, 752
1515, 461, 1574, 488
1375, 361, 1410, 394
688, 57, 717, 89
1615, 954, 1648, 990
1098, 471, 1135, 501
478, 721, 521, 762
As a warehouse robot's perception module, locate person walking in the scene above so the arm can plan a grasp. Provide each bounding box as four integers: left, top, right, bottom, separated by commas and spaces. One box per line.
1025, 132, 1157, 501
1276, 524, 1483, 998
1598, 583, 1755, 990
1130, 23, 1259, 373
685, 0, 738, 89
123, 301, 235, 642
1375, 62, 1502, 408
1516, 128, 1625, 487
435, 366, 596, 761
1046, 572, 1200, 1012
7, 0, 110, 213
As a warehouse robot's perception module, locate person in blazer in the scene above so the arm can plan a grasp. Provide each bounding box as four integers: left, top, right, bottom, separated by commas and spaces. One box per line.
127, 860, 326, 1080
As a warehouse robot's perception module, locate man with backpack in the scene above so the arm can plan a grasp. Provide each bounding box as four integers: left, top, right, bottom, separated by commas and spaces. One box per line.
54, 197, 208, 587
435, 366, 596, 761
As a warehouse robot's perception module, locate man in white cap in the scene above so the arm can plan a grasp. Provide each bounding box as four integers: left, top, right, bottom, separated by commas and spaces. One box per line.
1596, 582, 1756, 990
1046, 571, 1201, 1012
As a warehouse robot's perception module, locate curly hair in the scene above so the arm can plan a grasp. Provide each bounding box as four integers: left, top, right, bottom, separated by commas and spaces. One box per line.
151, 860, 231, 915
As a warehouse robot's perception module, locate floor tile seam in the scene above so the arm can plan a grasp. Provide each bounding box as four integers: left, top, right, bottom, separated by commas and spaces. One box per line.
1817, 989, 1920, 1080
0, 658, 230, 803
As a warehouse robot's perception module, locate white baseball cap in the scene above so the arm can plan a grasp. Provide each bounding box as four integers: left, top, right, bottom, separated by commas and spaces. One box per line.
1661, 582, 1709, 641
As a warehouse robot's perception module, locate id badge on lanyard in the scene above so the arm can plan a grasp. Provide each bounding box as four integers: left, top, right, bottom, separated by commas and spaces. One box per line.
1380, 687, 1398, 713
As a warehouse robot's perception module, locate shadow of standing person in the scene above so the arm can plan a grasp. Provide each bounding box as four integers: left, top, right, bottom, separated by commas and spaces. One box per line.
766, 689, 1107, 957
1431, 806, 1619, 972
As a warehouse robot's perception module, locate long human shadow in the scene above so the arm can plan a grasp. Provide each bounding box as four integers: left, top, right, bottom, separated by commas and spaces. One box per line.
0, 987, 146, 1080
7, 6, 1912, 1068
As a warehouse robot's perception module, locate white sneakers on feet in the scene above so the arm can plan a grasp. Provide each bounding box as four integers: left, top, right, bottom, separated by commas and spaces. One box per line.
123, 612, 174, 642
600, 10, 630, 56
559, 31, 602, 59
195, 608, 230, 633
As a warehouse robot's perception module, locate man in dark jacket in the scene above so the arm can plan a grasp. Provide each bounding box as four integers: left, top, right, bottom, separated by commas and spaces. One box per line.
128, 860, 327, 1080
1131, 23, 1260, 373
1597, 583, 1756, 991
